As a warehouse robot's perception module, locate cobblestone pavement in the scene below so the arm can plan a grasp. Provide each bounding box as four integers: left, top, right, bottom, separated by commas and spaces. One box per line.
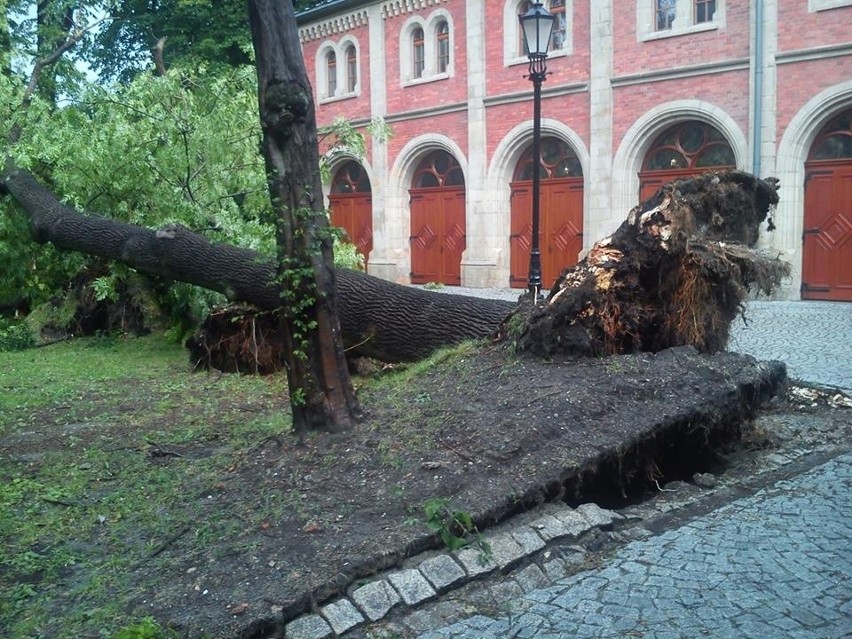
407, 452, 852, 639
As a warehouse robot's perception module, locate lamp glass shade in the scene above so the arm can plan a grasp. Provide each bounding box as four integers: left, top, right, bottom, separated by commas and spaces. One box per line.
520, 2, 555, 57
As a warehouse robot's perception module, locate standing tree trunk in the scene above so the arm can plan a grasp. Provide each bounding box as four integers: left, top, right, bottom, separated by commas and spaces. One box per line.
247, 0, 359, 433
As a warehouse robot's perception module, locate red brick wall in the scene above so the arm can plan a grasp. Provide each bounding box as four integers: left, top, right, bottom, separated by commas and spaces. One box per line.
776, 57, 851, 145
612, 68, 750, 157
384, 1, 469, 115
778, 2, 852, 52
387, 110, 470, 169
614, 1, 751, 77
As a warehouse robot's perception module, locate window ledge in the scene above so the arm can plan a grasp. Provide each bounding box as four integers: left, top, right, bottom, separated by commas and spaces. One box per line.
319, 91, 360, 105
402, 72, 451, 88
640, 21, 718, 42
809, 0, 852, 11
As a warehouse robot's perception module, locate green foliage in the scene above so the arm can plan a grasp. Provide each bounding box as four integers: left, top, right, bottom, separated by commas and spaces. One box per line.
421, 497, 492, 563
112, 618, 179, 639
0, 318, 35, 351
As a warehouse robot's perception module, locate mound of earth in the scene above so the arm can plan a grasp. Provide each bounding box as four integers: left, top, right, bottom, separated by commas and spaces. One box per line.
119, 345, 786, 638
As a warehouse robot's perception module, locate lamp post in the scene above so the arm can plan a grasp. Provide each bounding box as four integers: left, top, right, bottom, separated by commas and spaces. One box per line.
519, 2, 555, 304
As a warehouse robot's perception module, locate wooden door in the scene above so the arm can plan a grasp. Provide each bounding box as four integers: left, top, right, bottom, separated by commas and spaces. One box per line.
510, 177, 584, 288
802, 161, 852, 301
329, 193, 373, 266
638, 167, 704, 202
410, 187, 466, 285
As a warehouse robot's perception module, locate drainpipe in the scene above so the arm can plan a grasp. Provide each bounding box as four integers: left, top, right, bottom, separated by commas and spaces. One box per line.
752, 0, 764, 178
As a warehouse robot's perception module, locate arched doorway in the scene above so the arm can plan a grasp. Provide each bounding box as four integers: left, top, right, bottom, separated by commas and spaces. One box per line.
802, 109, 852, 301
409, 150, 466, 285
329, 161, 373, 266
638, 121, 735, 201
510, 136, 584, 289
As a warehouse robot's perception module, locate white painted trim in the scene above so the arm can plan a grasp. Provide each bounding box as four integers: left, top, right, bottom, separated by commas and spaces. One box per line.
315, 36, 363, 103
611, 100, 747, 221
808, 0, 852, 12
637, 0, 726, 42
774, 80, 852, 299
398, 8, 455, 87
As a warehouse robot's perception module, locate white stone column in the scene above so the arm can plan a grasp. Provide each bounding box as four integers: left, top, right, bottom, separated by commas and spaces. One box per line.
588, 0, 615, 247
460, 0, 499, 287
364, 4, 401, 282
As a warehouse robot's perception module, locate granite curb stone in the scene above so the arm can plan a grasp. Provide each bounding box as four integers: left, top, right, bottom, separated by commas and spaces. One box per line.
350, 579, 401, 621
319, 598, 364, 636
387, 568, 438, 606
418, 554, 467, 592
284, 613, 332, 639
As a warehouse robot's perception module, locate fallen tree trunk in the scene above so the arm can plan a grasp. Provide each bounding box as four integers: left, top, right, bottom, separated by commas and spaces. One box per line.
0, 163, 514, 363
2, 165, 789, 365
503, 171, 790, 357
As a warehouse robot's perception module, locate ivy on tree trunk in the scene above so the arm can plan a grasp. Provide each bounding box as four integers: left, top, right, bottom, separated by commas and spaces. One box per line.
247, 0, 359, 433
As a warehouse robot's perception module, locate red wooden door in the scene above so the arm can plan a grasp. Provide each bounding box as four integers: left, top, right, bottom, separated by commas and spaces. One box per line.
410, 187, 466, 285
510, 177, 584, 288
802, 161, 852, 301
329, 193, 373, 266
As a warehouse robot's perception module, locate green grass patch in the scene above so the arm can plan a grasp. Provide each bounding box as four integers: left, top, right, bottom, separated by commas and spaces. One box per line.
0, 334, 291, 638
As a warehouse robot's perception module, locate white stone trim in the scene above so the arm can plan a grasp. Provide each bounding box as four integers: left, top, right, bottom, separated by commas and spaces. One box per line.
774, 80, 852, 299
381, 0, 447, 19
486, 119, 590, 280
611, 100, 747, 223
397, 8, 454, 86
299, 9, 369, 43
636, 0, 726, 42
808, 0, 852, 11
503, 0, 573, 69
315, 37, 362, 103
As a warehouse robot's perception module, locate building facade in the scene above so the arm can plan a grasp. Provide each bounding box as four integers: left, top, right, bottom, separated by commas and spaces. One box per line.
298, 0, 852, 301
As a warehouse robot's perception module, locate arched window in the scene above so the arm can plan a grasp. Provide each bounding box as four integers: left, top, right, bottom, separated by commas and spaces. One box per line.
326, 50, 337, 97
331, 161, 372, 194
513, 137, 583, 180
345, 45, 357, 93
642, 121, 734, 171
808, 109, 852, 161
413, 151, 464, 188
436, 20, 450, 74
412, 27, 425, 79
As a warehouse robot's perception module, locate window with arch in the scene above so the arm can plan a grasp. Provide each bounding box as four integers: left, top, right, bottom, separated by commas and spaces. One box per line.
436, 20, 450, 74
326, 50, 337, 97
513, 137, 583, 181
413, 151, 464, 188
808, 109, 852, 161
642, 121, 734, 171
345, 44, 357, 93
506, 0, 572, 66
638, 0, 725, 41
412, 27, 425, 79
400, 13, 453, 86
317, 39, 360, 102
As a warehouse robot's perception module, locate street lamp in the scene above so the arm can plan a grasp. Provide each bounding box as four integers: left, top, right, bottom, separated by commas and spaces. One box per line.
519, 1, 555, 303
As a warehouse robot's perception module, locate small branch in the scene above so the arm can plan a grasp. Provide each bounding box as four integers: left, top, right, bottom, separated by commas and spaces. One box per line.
152, 36, 168, 76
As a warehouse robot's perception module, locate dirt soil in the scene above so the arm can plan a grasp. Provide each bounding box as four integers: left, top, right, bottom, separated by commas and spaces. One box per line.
8, 342, 847, 639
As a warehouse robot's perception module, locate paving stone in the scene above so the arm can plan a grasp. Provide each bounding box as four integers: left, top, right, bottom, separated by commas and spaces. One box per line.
484, 531, 527, 569
529, 513, 572, 542
454, 545, 498, 577
513, 563, 548, 592
418, 554, 467, 592
511, 526, 547, 555
552, 508, 593, 537
575, 502, 620, 528
350, 579, 401, 621
319, 598, 364, 635
387, 568, 437, 606
284, 614, 332, 639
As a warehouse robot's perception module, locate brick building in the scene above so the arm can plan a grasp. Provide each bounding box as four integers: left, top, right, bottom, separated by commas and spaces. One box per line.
297, 0, 852, 301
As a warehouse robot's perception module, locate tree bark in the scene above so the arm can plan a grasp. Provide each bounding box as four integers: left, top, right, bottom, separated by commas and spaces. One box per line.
0, 163, 515, 363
